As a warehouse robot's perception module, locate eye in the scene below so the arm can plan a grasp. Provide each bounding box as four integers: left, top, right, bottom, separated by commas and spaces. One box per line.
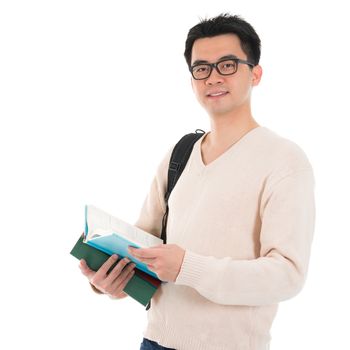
193, 65, 209, 73
218, 60, 237, 73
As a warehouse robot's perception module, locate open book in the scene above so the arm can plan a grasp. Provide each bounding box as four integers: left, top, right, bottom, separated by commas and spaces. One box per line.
70, 205, 163, 307
84, 205, 163, 278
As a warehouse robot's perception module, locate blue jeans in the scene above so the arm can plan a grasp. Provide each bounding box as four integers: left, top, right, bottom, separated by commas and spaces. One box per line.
140, 338, 176, 350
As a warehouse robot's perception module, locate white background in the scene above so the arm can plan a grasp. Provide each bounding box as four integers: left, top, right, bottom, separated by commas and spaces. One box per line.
1, 1, 349, 349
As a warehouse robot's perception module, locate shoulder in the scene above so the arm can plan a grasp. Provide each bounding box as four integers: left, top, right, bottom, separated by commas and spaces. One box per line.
257, 127, 313, 174
261, 127, 311, 167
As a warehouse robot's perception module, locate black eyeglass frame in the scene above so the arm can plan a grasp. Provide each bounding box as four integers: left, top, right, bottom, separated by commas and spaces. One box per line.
190, 58, 255, 80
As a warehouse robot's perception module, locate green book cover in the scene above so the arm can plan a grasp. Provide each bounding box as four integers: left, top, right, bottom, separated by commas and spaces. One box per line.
70, 235, 161, 307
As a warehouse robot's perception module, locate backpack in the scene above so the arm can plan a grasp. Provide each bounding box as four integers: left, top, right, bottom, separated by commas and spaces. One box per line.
160, 129, 205, 243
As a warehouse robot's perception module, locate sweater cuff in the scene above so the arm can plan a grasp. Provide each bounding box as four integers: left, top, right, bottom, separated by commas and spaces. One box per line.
175, 250, 209, 287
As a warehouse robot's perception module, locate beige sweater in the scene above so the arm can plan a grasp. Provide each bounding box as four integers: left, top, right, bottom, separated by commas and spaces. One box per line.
135, 126, 315, 350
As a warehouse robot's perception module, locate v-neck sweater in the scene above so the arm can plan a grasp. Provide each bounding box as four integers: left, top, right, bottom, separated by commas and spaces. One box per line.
135, 126, 315, 350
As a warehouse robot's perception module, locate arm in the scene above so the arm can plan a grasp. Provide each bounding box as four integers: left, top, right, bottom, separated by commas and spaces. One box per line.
175, 169, 315, 306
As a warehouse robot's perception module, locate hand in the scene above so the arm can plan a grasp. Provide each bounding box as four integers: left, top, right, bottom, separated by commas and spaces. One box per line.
79, 254, 135, 299
128, 244, 185, 282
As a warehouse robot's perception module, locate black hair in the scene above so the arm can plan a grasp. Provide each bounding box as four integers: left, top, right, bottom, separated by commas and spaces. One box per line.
184, 13, 261, 68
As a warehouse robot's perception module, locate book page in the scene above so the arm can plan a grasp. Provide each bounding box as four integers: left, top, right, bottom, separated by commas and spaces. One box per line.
85, 205, 163, 248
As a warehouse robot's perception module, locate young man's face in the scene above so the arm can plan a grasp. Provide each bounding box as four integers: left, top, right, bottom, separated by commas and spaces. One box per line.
190, 34, 262, 117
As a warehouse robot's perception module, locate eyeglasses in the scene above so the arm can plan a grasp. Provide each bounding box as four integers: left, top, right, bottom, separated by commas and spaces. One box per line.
190, 58, 255, 80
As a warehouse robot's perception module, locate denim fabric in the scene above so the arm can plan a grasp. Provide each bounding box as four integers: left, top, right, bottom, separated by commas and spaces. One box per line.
140, 338, 176, 350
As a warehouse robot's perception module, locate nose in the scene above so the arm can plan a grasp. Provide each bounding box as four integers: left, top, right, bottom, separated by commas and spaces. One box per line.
205, 67, 224, 85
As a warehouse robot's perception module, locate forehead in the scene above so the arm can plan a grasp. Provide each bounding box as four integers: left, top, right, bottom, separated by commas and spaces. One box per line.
191, 34, 246, 64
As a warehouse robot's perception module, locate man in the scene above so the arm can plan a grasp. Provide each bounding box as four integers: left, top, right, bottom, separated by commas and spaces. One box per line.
79, 13, 315, 350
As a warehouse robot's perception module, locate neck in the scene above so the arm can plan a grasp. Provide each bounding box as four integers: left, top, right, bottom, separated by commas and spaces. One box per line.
206, 104, 259, 149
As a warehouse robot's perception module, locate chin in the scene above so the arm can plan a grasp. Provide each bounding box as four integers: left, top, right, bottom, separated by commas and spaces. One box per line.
206, 105, 235, 116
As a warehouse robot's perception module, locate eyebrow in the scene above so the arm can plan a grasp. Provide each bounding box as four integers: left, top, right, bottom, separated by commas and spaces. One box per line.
191, 54, 238, 66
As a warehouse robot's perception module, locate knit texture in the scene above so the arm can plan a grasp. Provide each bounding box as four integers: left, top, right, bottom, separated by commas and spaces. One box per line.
135, 126, 315, 350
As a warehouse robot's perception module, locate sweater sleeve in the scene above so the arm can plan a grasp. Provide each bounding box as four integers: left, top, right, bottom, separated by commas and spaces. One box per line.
175, 168, 316, 306
134, 146, 173, 238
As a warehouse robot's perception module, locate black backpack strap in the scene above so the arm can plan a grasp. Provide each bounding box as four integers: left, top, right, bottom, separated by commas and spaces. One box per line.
160, 129, 205, 243
146, 129, 205, 310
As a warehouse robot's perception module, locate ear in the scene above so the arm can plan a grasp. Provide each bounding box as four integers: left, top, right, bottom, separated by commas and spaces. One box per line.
251, 65, 263, 86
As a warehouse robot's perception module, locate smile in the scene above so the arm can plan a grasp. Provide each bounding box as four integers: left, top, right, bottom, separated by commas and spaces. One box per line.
206, 91, 229, 98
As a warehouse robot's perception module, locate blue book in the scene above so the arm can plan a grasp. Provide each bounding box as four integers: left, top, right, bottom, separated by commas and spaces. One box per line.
84, 205, 163, 279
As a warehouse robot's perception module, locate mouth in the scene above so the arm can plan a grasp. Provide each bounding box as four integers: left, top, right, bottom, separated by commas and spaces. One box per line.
206, 91, 229, 98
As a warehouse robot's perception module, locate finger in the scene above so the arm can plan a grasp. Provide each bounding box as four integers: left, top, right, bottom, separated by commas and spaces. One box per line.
133, 256, 157, 264
105, 257, 132, 283
113, 266, 136, 293
128, 247, 160, 259
96, 254, 119, 277
117, 262, 136, 283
